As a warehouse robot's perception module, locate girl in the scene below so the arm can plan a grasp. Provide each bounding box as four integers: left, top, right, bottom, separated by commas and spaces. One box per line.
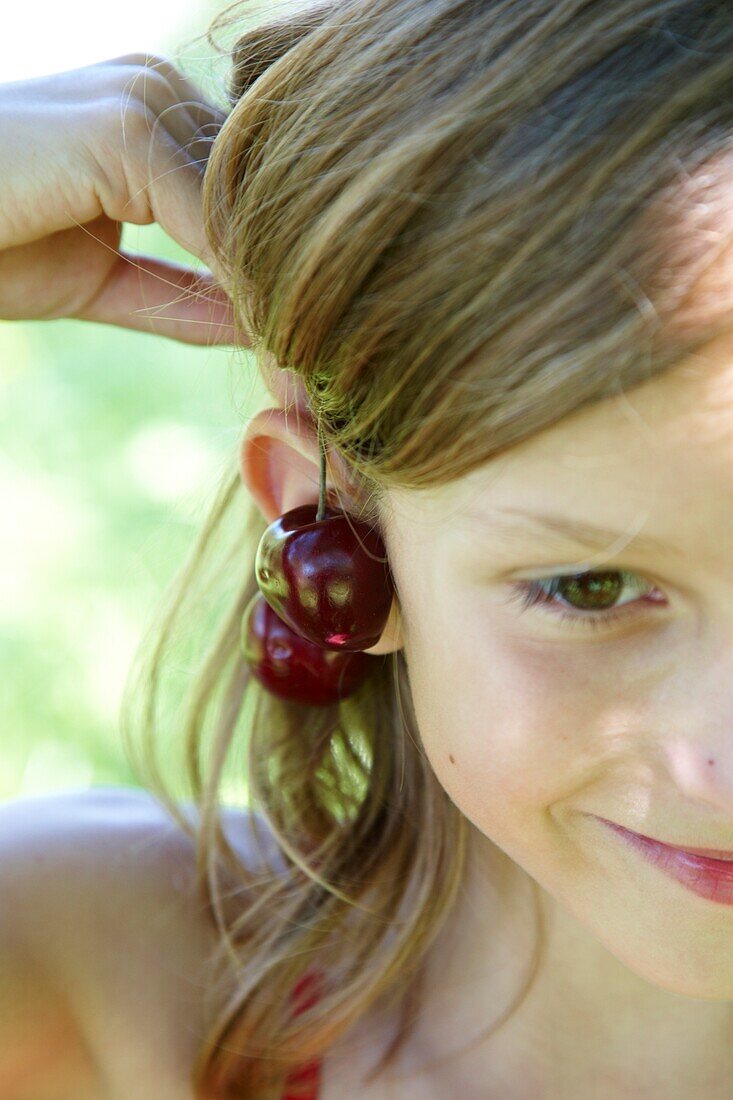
2, 2, 733, 1097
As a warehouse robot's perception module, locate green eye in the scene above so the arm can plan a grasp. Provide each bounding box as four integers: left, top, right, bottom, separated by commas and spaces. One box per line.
507, 569, 664, 631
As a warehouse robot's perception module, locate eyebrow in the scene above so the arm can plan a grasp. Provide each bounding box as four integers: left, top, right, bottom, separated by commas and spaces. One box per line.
464, 506, 679, 560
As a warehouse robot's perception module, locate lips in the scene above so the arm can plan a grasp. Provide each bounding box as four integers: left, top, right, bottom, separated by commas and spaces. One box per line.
662, 843, 733, 861
597, 818, 733, 862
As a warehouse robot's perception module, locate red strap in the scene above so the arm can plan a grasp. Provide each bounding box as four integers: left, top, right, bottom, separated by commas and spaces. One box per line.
282, 973, 322, 1100
282, 1057, 321, 1100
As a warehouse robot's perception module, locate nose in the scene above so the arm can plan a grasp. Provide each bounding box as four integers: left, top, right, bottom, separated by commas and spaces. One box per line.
664, 737, 733, 824
654, 630, 733, 825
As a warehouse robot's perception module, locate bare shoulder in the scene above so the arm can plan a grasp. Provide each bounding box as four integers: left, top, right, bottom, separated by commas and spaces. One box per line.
0, 782, 276, 939
0, 785, 276, 1095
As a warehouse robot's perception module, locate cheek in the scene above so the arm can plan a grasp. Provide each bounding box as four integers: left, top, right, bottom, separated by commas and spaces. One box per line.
404, 602, 617, 847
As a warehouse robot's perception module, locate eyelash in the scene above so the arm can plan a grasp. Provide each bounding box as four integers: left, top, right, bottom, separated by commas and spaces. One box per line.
507, 569, 663, 632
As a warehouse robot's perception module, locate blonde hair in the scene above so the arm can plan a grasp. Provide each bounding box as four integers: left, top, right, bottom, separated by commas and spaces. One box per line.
121, 2, 733, 1096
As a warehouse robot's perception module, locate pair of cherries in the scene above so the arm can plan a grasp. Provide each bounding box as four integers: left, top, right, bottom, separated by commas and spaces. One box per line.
241, 502, 395, 706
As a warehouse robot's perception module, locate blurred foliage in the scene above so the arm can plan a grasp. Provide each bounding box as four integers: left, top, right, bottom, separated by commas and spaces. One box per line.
0, 221, 267, 802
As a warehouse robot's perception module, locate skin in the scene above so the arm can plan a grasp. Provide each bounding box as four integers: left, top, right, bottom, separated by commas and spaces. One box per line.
241, 330, 733, 1097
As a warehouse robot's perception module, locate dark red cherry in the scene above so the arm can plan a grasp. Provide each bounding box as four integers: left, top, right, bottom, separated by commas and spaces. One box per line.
241, 592, 373, 705
255, 503, 394, 651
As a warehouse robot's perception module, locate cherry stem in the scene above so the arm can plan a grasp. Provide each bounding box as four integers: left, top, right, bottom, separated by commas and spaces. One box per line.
316, 419, 327, 523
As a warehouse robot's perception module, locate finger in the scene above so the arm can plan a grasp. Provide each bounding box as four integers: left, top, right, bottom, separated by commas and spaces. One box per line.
106, 52, 229, 132
70, 250, 241, 346
109, 55, 228, 196
97, 105, 221, 273
112, 69, 224, 182
146, 117, 222, 271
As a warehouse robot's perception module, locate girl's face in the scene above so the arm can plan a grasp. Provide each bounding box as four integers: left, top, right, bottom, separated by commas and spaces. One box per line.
381, 327, 733, 999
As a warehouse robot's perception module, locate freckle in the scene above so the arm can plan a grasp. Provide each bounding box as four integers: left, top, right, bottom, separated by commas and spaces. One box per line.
449, 754, 456, 765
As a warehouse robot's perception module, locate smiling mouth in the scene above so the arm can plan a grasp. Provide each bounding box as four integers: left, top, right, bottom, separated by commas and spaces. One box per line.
595, 817, 733, 862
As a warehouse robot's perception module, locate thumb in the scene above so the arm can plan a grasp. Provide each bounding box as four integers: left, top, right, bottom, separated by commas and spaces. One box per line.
71, 250, 241, 346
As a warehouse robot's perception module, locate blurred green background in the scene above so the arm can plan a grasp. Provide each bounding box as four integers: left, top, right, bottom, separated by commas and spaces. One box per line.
0, 0, 283, 802
0, 223, 267, 804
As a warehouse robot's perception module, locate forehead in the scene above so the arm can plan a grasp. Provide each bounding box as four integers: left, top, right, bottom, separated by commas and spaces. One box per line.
389, 325, 733, 553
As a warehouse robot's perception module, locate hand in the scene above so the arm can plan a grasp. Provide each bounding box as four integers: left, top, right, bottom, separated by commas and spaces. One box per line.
0, 53, 237, 345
